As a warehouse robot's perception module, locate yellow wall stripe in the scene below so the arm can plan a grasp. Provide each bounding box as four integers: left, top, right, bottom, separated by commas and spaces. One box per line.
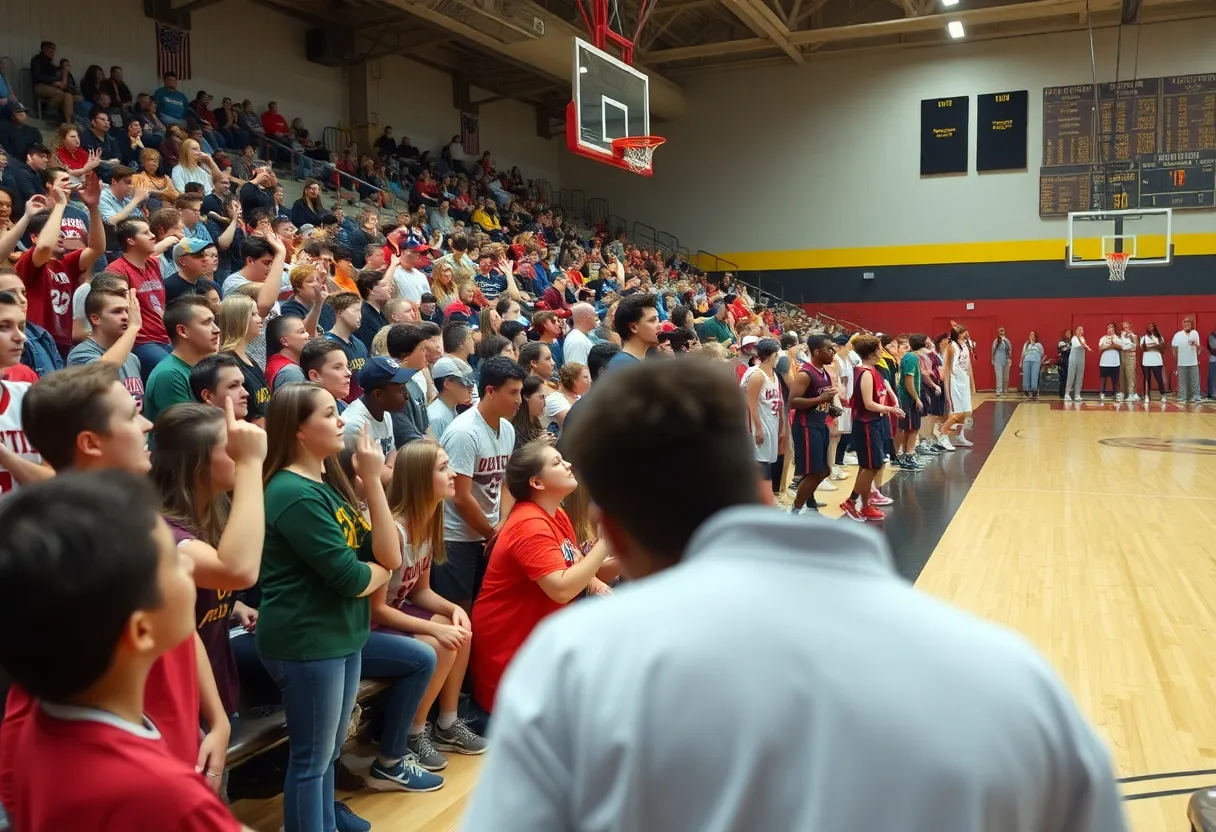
699, 232, 1216, 271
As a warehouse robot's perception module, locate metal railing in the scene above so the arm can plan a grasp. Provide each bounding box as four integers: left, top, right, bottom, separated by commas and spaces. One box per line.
260, 133, 409, 214
587, 197, 608, 229
608, 212, 627, 237
322, 126, 352, 154
558, 188, 586, 222
533, 178, 553, 205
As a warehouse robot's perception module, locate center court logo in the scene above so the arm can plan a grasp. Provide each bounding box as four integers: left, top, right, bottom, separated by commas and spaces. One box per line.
1098, 436, 1216, 455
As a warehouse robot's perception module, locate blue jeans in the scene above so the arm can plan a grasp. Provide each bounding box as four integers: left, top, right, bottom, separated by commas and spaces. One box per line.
360, 630, 437, 757
260, 652, 361, 832
132, 341, 171, 383
1022, 358, 1040, 391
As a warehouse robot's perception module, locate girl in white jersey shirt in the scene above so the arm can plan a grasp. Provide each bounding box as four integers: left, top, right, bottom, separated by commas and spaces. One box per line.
941, 326, 975, 447
1140, 323, 1167, 401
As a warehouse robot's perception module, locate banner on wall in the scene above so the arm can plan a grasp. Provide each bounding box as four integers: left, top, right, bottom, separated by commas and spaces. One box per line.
155, 23, 192, 81
460, 112, 480, 155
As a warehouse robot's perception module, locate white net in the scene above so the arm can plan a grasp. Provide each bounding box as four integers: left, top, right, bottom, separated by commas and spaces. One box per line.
1105, 251, 1130, 282
620, 143, 657, 173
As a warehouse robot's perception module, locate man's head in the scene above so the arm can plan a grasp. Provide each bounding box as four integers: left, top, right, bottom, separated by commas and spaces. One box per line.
571, 302, 597, 333
189, 353, 249, 420
39, 41, 56, 59
148, 207, 182, 242
358, 356, 412, 414
477, 355, 526, 422
564, 358, 759, 578
0, 472, 196, 702
431, 356, 475, 405
173, 239, 216, 279
442, 322, 474, 360
387, 323, 434, 370
0, 290, 26, 370
266, 314, 308, 359
25, 144, 49, 173
587, 342, 621, 382
22, 364, 152, 473
806, 334, 834, 365
115, 218, 156, 258
90, 109, 110, 135
174, 194, 203, 227
1184, 317, 1194, 332
162, 71, 178, 89
613, 293, 661, 347
356, 270, 390, 307
85, 288, 132, 342
240, 236, 276, 282
165, 295, 219, 357
300, 338, 351, 401
328, 292, 363, 332
364, 244, 386, 271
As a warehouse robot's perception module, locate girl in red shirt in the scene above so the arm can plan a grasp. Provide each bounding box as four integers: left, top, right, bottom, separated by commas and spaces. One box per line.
470, 437, 611, 713
53, 124, 100, 185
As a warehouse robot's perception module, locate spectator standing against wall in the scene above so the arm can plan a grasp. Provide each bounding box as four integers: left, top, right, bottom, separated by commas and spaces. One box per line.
991, 327, 1011, 396
154, 72, 191, 128
1173, 317, 1201, 403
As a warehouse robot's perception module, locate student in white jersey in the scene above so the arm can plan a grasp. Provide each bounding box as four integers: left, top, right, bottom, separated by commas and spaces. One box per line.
741, 339, 784, 496
0, 292, 43, 495
1140, 322, 1166, 401
463, 357, 1127, 832
431, 355, 526, 612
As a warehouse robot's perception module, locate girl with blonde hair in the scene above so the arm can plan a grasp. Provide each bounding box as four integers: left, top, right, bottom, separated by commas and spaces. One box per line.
217, 294, 269, 424
430, 261, 458, 308
171, 137, 221, 194
367, 440, 487, 772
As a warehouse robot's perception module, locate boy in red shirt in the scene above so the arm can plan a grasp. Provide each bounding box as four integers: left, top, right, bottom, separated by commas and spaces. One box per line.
14, 173, 105, 353
0, 471, 247, 831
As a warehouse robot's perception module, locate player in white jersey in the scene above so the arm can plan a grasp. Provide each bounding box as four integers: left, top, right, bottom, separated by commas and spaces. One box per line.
942, 325, 975, 448
0, 292, 42, 495
741, 339, 783, 485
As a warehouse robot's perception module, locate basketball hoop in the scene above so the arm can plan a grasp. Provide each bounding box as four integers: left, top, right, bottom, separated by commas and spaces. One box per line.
612, 136, 665, 174
1104, 250, 1130, 282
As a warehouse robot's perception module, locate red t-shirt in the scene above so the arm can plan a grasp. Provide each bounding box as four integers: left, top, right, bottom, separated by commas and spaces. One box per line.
851, 365, 884, 423
106, 255, 169, 346
261, 111, 289, 136
470, 502, 581, 712
0, 364, 38, 383
0, 636, 199, 811
14, 248, 85, 349
12, 703, 239, 832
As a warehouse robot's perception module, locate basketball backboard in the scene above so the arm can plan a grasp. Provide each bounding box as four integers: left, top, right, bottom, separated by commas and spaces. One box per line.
1065, 207, 1173, 271
567, 37, 654, 175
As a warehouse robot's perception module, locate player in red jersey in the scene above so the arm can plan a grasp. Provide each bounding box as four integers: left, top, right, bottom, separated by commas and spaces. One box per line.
0, 471, 249, 831
843, 335, 904, 523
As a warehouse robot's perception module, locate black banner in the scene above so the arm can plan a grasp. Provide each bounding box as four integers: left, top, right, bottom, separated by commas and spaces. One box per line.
977, 90, 1028, 171
921, 96, 969, 175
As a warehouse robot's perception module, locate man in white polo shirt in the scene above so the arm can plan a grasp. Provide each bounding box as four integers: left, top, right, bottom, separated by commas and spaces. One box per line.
464, 358, 1126, 832
1172, 316, 1201, 403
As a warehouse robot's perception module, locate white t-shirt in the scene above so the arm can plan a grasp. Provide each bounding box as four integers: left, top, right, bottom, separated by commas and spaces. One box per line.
341, 397, 395, 459
392, 267, 431, 304
0, 381, 39, 496
1140, 334, 1164, 367
1098, 335, 1124, 368
441, 406, 515, 542
426, 398, 459, 440
544, 390, 573, 433
1172, 329, 1200, 367
562, 328, 593, 368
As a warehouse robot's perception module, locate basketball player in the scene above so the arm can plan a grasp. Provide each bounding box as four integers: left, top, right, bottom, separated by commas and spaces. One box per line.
0, 292, 46, 495
942, 326, 974, 447
788, 335, 838, 513
895, 334, 927, 470
466, 357, 1127, 832
741, 339, 784, 502
843, 335, 903, 522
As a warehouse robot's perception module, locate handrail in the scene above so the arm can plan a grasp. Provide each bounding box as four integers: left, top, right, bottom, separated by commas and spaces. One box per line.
322, 126, 351, 154
608, 213, 627, 237
259, 133, 408, 213
534, 178, 553, 205
587, 197, 608, 230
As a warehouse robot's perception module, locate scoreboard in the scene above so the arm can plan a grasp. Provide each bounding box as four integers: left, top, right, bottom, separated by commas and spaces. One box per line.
1039, 73, 1216, 216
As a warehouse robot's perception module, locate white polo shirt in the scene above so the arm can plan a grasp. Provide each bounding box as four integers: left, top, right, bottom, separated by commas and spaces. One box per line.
464, 507, 1126, 832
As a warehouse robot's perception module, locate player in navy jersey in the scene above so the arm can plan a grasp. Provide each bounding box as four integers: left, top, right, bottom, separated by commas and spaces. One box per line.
787, 335, 839, 514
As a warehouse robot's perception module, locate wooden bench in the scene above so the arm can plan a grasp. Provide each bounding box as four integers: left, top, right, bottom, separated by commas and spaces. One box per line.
225, 679, 389, 769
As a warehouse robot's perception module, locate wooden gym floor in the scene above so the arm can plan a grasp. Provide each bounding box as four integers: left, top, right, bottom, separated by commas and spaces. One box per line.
234, 394, 1216, 831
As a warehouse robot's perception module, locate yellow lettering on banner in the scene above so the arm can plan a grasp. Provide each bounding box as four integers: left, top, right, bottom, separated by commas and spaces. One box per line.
933, 127, 956, 139
938, 99, 952, 107
996, 94, 1011, 103
992, 119, 1013, 131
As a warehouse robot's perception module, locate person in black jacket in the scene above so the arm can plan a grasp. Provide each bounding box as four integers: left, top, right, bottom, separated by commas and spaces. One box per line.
290, 179, 325, 229
0, 105, 43, 162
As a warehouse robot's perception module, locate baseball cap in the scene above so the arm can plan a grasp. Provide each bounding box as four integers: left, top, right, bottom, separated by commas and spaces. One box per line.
173, 238, 215, 261
26, 142, 49, 156
10, 102, 27, 114
298, 223, 315, 237
660, 321, 677, 333
833, 334, 850, 346
741, 335, 760, 347
431, 356, 475, 388
358, 356, 417, 390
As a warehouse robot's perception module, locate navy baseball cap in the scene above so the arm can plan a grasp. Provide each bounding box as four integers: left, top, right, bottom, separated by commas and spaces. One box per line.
358, 356, 417, 390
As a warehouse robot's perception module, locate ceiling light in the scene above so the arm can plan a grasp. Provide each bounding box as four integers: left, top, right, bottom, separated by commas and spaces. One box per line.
942, 0, 959, 6
947, 20, 965, 37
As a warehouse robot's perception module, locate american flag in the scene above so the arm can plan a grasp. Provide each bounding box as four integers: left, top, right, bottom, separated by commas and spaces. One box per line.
460, 112, 479, 156
155, 23, 192, 80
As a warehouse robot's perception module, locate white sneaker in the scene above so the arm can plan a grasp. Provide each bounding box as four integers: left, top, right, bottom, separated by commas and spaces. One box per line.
1115, 393, 1124, 401
1099, 393, 1106, 401
939, 435, 955, 451
843, 452, 859, 467
954, 435, 974, 447
830, 465, 848, 481
1064, 394, 1073, 402
816, 480, 837, 492
1129, 394, 1140, 402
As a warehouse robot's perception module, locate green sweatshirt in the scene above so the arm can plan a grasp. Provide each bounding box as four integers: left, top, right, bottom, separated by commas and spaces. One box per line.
256, 470, 374, 661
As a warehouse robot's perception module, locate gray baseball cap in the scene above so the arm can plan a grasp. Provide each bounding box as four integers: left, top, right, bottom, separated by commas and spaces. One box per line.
431, 356, 475, 387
